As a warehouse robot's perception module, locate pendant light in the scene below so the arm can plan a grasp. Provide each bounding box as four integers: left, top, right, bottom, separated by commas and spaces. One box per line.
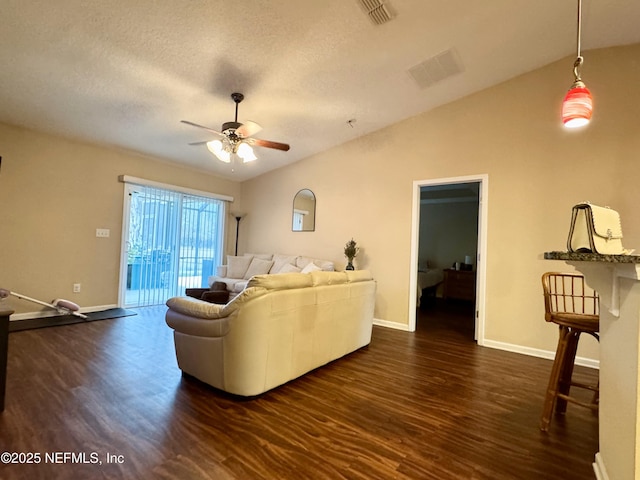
562, 0, 592, 128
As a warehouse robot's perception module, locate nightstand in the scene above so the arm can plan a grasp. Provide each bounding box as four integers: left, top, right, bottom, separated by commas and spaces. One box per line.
443, 269, 476, 301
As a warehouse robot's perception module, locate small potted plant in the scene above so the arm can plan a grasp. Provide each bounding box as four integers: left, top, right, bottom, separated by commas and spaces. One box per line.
344, 238, 359, 271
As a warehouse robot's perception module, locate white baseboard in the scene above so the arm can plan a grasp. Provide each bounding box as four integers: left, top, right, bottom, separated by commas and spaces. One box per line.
373, 318, 410, 331
482, 339, 599, 369
9, 304, 118, 322
371, 323, 599, 367
593, 452, 609, 480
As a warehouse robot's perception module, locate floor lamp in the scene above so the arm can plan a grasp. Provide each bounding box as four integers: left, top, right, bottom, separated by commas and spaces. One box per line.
232, 214, 244, 256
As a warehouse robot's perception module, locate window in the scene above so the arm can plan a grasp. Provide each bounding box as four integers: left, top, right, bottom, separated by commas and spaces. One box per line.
120, 177, 230, 307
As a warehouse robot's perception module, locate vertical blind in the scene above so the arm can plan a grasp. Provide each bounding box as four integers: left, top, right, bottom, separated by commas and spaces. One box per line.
125, 184, 226, 307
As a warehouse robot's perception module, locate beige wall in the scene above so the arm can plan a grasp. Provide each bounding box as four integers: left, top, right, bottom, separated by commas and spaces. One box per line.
0, 123, 241, 315
240, 43, 640, 361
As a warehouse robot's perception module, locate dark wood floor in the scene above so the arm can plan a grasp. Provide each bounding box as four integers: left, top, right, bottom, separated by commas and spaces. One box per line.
0, 300, 598, 479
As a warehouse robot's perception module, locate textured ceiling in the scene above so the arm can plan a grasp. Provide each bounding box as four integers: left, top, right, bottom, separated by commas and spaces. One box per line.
1, 0, 639, 181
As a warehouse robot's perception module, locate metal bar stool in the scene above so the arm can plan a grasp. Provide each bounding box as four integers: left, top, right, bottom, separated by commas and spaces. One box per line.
540, 272, 599, 432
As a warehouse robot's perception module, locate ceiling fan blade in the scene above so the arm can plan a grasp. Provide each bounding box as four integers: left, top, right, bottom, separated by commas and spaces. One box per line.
188, 141, 210, 146
180, 120, 223, 136
248, 137, 290, 152
236, 120, 262, 138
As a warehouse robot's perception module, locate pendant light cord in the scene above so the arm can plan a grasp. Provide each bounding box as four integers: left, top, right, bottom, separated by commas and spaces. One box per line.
573, 0, 584, 81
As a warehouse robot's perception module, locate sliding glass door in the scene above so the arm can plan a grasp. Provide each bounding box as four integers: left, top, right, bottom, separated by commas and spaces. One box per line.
121, 183, 225, 307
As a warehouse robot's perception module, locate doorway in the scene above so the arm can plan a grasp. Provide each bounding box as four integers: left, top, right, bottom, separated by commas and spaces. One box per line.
408, 174, 488, 344
118, 181, 227, 307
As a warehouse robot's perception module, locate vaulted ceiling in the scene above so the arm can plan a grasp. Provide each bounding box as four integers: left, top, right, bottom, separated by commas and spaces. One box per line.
1, 0, 639, 181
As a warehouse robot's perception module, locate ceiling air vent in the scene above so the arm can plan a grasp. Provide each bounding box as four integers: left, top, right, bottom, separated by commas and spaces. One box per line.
408, 48, 465, 89
358, 0, 393, 25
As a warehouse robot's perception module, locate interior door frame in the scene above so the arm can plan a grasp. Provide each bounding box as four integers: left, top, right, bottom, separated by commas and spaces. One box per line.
408, 174, 488, 344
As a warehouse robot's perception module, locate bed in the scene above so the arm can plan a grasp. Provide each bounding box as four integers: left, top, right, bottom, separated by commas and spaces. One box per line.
417, 268, 444, 307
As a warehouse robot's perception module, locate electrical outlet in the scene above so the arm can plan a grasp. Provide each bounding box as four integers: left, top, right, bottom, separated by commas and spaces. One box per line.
96, 228, 110, 238
73, 283, 81, 293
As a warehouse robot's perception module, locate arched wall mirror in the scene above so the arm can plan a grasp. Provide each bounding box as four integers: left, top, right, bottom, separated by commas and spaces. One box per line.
292, 189, 316, 232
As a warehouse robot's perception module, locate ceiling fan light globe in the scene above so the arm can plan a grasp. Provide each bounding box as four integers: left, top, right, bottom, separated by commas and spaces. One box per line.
206, 139, 222, 153
206, 140, 231, 163
237, 142, 257, 162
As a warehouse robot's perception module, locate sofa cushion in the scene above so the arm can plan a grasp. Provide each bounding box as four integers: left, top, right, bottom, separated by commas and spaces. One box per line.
247, 272, 314, 290
208, 277, 247, 292
215, 265, 228, 277
243, 258, 275, 279
278, 263, 301, 274
345, 270, 373, 282
296, 256, 334, 271
270, 254, 297, 274
166, 296, 226, 319
310, 271, 349, 286
301, 262, 322, 274
295, 256, 314, 269
221, 286, 269, 316
317, 260, 335, 271
244, 252, 273, 261
232, 280, 249, 293
227, 255, 253, 278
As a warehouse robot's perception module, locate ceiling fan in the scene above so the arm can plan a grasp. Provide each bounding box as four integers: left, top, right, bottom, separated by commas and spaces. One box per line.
181, 92, 290, 164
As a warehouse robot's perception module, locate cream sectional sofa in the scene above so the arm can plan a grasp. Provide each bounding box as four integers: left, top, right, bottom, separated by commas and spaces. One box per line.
209, 252, 334, 298
165, 270, 376, 396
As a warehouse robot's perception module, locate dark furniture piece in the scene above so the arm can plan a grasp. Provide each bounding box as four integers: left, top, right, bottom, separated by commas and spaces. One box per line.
540, 272, 599, 432
185, 281, 229, 304
0, 309, 12, 412
442, 269, 476, 301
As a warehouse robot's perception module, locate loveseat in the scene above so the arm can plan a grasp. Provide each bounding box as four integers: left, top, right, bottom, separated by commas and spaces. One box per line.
165, 270, 376, 396
209, 253, 334, 299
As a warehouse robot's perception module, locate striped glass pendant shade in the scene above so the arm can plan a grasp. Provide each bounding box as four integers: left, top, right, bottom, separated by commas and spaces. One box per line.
562, 81, 593, 128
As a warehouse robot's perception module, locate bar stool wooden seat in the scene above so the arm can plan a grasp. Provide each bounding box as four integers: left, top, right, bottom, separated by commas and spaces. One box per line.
540, 272, 599, 432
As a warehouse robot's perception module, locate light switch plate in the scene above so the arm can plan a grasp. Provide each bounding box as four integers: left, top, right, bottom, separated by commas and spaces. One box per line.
96, 228, 110, 238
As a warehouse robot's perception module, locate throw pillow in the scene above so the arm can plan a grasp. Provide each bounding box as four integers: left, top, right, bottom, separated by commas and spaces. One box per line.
301, 262, 322, 274
278, 263, 301, 274
244, 253, 273, 261
243, 258, 275, 279
295, 256, 314, 269
270, 254, 297, 274
226, 255, 253, 279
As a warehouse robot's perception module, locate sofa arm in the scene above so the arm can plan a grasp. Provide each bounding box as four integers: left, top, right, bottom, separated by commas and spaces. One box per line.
165, 310, 230, 338
216, 265, 228, 277
166, 296, 227, 319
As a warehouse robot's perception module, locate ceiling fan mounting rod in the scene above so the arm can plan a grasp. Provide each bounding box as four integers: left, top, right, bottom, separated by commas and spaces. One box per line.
231, 92, 244, 123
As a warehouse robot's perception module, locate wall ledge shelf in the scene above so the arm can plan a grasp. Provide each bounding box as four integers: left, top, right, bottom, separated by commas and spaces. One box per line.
544, 251, 640, 263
